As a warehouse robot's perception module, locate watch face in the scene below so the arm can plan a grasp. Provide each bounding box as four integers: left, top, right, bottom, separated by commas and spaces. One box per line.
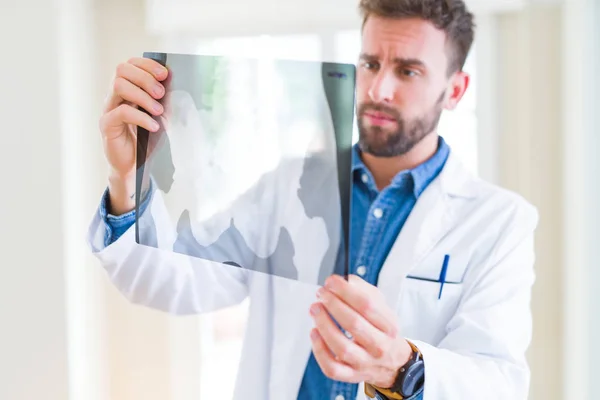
401, 360, 425, 396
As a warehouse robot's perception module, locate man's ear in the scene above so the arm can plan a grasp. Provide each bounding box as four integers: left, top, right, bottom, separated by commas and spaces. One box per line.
444, 71, 470, 111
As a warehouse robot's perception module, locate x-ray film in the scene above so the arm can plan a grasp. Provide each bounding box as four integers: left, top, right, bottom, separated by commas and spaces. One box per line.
135, 52, 355, 286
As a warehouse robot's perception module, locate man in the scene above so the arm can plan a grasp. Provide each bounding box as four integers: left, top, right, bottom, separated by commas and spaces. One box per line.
91, 0, 538, 399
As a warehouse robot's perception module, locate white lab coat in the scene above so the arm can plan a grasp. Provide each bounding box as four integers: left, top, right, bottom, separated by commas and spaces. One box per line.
87, 151, 538, 400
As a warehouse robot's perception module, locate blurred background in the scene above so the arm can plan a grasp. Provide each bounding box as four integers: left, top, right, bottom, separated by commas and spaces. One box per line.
0, 0, 598, 399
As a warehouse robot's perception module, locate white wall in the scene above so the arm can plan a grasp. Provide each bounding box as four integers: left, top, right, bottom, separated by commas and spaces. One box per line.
57, 0, 111, 399
496, 4, 564, 399
562, 0, 599, 397
0, 2, 69, 399
587, 0, 600, 385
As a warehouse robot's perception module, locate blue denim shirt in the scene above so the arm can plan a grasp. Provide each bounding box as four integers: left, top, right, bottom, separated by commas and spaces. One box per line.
297, 137, 448, 400
101, 137, 449, 400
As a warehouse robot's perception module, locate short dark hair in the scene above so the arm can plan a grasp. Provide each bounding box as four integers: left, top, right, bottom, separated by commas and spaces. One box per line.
359, 0, 475, 75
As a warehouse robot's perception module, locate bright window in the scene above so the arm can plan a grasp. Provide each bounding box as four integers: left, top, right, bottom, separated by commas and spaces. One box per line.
196, 34, 322, 60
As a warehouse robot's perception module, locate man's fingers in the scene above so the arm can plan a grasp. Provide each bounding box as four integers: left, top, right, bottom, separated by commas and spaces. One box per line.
324, 275, 399, 338
310, 329, 362, 383
118, 61, 165, 100
104, 59, 167, 114
317, 289, 390, 359
127, 57, 169, 81
110, 77, 164, 118
348, 275, 398, 336
310, 302, 372, 368
101, 104, 160, 140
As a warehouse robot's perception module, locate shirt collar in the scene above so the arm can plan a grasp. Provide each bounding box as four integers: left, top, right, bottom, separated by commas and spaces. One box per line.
352, 136, 450, 197
351, 144, 364, 172
410, 136, 450, 197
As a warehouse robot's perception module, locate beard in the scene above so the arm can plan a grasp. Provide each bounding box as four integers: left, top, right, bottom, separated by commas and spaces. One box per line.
357, 90, 446, 157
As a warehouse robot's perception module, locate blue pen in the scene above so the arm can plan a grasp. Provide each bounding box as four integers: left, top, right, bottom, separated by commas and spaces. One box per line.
438, 254, 450, 300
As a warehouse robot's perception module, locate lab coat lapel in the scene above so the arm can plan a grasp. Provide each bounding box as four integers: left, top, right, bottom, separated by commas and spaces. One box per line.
376, 153, 476, 308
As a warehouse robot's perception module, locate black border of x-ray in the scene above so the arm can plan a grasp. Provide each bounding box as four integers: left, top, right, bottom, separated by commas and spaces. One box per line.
135, 51, 356, 280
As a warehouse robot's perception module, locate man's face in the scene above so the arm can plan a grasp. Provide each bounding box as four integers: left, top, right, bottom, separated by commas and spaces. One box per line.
356, 15, 462, 157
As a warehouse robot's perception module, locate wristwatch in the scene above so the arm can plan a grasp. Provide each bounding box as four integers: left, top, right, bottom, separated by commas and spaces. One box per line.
364, 340, 425, 399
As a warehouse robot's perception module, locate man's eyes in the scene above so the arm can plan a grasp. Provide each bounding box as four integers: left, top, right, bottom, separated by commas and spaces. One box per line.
400, 69, 418, 77
360, 61, 419, 78
362, 61, 379, 70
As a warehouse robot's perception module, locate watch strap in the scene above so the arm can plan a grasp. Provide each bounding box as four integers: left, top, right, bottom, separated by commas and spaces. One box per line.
364, 340, 423, 399
365, 384, 405, 399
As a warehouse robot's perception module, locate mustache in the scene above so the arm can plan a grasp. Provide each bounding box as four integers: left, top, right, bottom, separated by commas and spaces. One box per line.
357, 102, 401, 121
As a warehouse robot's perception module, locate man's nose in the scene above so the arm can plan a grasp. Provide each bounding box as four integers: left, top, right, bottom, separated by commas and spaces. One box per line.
368, 71, 395, 103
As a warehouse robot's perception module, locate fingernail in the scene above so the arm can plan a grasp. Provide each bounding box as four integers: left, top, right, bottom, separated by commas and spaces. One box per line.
310, 304, 321, 316
153, 102, 163, 113
316, 288, 324, 299
310, 329, 319, 341
156, 67, 166, 77
151, 120, 160, 131
153, 84, 163, 97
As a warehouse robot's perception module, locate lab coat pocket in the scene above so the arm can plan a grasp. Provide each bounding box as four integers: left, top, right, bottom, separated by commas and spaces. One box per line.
397, 277, 464, 345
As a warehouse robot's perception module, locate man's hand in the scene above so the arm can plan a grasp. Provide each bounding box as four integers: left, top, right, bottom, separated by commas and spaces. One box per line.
99, 57, 169, 215
309, 274, 413, 389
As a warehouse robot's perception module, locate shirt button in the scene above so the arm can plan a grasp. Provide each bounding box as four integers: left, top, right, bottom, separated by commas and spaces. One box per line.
335, 395, 345, 400
361, 173, 369, 183
357, 265, 367, 276
373, 208, 384, 219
